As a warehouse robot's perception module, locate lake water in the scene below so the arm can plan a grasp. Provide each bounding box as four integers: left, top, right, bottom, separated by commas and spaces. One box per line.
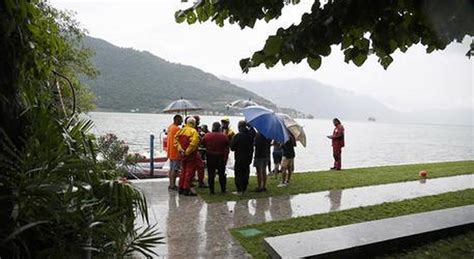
87, 112, 473, 172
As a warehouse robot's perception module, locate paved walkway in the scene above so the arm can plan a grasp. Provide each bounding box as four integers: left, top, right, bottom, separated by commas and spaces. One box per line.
133, 174, 474, 258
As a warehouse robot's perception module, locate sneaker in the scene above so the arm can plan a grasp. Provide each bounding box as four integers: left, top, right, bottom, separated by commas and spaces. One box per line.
330, 167, 336, 170
168, 186, 178, 191
277, 182, 287, 188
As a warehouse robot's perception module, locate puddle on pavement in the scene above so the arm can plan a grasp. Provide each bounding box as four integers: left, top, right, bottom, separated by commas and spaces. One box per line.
133, 174, 473, 258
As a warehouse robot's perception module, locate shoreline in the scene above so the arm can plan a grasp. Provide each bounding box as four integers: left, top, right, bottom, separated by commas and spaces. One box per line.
87, 111, 474, 128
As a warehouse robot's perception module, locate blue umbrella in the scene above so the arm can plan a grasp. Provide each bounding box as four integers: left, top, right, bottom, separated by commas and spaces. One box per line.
242, 106, 290, 143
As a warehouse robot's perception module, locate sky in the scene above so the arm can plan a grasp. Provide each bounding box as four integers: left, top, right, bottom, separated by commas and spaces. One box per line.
50, 0, 473, 113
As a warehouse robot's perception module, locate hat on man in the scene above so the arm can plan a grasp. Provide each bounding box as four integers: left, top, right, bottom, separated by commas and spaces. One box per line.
221, 116, 230, 123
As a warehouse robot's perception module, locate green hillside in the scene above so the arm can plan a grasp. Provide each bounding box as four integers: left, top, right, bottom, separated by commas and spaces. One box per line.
82, 36, 283, 115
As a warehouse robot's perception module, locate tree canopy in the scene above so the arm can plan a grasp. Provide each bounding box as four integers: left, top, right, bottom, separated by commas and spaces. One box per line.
176, 0, 474, 72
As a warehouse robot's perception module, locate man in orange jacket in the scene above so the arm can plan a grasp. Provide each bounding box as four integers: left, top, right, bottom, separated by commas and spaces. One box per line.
167, 114, 183, 191
175, 117, 200, 196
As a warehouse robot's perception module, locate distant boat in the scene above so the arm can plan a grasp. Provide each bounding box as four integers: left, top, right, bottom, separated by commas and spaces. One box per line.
368, 117, 376, 122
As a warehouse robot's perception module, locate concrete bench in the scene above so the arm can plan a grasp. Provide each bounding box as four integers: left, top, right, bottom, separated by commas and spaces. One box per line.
264, 205, 474, 258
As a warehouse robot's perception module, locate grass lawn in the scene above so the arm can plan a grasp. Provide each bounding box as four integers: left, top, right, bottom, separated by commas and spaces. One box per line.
197, 160, 474, 203
230, 189, 474, 258
377, 230, 474, 259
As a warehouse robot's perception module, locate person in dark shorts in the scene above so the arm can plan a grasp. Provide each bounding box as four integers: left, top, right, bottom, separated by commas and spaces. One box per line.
253, 132, 271, 192
278, 135, 296, 188
271, 142, 283, 177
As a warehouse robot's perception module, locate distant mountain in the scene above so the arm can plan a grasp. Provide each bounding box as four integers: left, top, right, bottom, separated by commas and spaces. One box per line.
82, 36, 301, 116
228, 78, 395, 121
227, 78, 473, 125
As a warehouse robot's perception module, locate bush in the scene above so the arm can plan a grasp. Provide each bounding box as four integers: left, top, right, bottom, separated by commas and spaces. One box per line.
0, 1, 161, 257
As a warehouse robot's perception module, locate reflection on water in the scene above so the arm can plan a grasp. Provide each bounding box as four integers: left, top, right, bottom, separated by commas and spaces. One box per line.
89, 112, 473, 172
328, 189, 342, 211
133, 174, 473, 258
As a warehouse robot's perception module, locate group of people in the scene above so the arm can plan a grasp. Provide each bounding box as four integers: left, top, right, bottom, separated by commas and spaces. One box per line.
166, 114, 345, 196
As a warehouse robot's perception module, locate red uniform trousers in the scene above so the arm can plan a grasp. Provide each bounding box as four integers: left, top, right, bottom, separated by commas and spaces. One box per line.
179, 158, 197, 190
333, 145, 342, 170
194, 153, 205, 184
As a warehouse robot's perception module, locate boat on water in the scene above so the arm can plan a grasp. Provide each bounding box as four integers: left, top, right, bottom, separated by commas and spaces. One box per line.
129, 157, 169, 179
129, 133, 170, 179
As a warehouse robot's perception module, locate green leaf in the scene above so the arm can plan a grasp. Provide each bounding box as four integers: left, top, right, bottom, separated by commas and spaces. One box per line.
352, 53, 368, 66
307, 56, 322, 70
380, 55, 394, 69
240, 58, 251, 73
426, 45, 436, 53
2, 221, 49, 244
355, 38, 369, 53
251, 52, 265, 64
318, 45, 332, 57
388, 39, 398, 52
196, 7, 209, 22
264, 56, 278, 68
341, 35, 352, 49
281, 54, 291, 65
175, 11, 186, 23
187, 12, 197, 24
264, 36, 282, 55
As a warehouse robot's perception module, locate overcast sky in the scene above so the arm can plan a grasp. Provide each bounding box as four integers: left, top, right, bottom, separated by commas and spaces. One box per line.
50, 0, 473, 112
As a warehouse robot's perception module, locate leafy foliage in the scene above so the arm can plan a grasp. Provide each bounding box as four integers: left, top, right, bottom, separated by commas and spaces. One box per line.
97, 133, 147, 175
0, 1, 161, 258
176, 0, 474, 72
97, 133, 130, 164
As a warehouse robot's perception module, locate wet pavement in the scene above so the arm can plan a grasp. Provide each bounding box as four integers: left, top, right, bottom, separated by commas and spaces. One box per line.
133, 174, 474, 258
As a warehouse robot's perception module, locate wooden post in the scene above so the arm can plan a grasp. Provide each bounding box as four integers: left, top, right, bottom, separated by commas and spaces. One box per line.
150, 134, 154, 176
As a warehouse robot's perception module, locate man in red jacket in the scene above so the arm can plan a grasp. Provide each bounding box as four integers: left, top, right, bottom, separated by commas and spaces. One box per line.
202, 122, 229, 194
327, 118, 345, 170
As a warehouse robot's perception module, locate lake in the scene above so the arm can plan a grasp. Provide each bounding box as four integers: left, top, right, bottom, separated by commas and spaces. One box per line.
87, 112, 473, 172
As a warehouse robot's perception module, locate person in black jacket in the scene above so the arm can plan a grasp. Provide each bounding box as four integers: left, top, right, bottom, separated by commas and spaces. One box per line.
230, 121, 255, 194
253, 132, 271, 192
